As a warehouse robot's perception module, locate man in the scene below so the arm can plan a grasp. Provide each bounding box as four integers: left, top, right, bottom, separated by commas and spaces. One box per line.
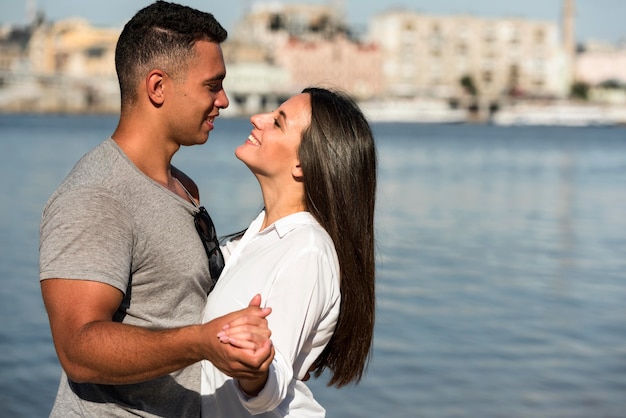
39, 2, 273, 416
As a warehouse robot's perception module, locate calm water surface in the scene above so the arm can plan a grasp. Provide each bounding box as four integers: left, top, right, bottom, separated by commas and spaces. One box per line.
1, 114, 625, 417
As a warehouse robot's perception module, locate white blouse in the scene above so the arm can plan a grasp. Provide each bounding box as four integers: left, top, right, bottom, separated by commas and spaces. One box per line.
201, 211, 341, 417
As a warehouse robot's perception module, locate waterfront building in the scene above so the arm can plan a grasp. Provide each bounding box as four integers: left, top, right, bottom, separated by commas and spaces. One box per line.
273, 33, 383, 100
28, 18, 118, 78
575, 41, 626, 85
27, 18, 119, 112
0, 24, 31, 71
0, 17, 120, 112
224, 1, 381, 106
368, 9, 570, 105
221, 61, 292, 115
1, 0, 623, 120
230, 2, 347, 48
575, 41, 626, 105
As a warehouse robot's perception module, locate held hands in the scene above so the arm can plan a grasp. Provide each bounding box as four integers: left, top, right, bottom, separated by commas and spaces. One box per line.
217, 294, 274, 396
217, 294, 271, 350
208, 294, 274, 381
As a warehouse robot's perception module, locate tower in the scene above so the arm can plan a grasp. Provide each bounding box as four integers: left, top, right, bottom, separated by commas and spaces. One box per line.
562, 0, 576, 84
562, 0, 576, 58
329, 0, 346, 24
26, 0, 37, 23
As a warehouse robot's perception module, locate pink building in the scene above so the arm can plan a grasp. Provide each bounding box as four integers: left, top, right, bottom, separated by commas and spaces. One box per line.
575, 47, 626, 85
275, 34, 383, 100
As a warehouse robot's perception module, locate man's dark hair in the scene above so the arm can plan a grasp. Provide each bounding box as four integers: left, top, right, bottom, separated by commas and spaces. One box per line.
115, 0, 227, 107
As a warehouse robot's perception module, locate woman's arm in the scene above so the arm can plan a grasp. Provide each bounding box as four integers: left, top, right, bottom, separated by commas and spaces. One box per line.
218, 244, 340, 411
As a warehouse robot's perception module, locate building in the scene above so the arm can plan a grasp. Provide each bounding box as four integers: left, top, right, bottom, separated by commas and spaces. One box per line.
575, 41, 626, 105
230, 2, 348, 48
368, 9, 571, 105
29, 18, 119, 112
222, 61, 292, 116
274, 34, 382, 100
0, 17, 120, 112
224, 1, 382, 106
3, 0, 623, 119
28, 18, 118, 78
575, 41, 626, 85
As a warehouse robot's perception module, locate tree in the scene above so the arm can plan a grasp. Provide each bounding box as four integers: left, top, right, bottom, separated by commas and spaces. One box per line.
460, 75, 477, 96
570, 81, 589, 100
598, 79, 622, 90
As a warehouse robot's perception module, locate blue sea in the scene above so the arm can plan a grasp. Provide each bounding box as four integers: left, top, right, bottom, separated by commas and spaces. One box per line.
1, 114, 625, 417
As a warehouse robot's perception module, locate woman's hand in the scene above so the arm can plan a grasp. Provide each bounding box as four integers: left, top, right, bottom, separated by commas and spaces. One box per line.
217, 294, 273, 396
217, 294, 273, 351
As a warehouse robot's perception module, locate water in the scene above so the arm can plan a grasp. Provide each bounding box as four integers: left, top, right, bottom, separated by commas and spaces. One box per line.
1, 114, 625, 417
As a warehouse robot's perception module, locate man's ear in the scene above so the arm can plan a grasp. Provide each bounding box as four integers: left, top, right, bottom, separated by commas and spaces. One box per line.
292, 163, 304, 179
146, 70, 166, 106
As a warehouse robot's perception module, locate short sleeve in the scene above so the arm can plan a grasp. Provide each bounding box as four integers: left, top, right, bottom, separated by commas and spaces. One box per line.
39, 186, 134, 293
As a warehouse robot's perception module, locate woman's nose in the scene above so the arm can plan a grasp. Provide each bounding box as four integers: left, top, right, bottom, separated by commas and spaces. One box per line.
250, 112, 271, 128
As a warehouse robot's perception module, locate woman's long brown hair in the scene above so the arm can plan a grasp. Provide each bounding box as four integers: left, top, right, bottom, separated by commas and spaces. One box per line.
299, 87, 377, 387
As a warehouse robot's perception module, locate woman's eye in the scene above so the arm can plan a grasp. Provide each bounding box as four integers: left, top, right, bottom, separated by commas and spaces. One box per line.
273, 119, 280, 128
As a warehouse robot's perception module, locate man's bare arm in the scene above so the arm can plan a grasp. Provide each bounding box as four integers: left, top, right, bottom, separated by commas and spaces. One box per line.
41, 279, 273, 384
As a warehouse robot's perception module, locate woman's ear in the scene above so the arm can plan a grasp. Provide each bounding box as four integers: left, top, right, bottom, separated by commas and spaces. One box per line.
146, 70, 166, 106
292, 163, 304, 179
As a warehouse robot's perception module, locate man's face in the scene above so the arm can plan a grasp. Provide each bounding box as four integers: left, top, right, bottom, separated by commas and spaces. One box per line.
165, 40, 229, 147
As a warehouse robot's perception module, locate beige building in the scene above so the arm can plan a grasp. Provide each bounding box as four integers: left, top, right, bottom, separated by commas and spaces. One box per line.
230, 2, 345, 47
0, 26, 29, 71
222, 61, 292, 115
10, 0, 620, 118
28, 18, 118, 78
368, 10, 570, 102
15, 18, 121, 112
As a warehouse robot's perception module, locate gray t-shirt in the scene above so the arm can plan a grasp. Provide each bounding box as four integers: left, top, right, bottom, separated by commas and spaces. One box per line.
40, 138, 213, 417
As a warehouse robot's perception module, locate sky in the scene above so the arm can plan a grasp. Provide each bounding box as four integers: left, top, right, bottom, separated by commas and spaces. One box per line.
2, 0, 625, 44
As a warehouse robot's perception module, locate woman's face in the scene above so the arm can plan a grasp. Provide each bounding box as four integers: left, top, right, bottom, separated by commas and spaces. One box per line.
236, 93, 311, 182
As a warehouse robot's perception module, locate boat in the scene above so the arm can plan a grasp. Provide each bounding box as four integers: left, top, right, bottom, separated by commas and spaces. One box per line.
358, 98, 467, 123
491, 101, 626, 127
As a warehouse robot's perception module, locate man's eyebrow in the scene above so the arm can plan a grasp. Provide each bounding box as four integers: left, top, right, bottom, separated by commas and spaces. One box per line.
206, 72, 226, 82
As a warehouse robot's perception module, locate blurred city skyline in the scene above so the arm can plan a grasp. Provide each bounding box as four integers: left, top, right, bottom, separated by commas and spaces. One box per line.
2, 0, 626, 45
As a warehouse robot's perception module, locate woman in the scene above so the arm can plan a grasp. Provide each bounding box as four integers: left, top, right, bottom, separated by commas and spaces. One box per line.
201, 87, 377, 417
